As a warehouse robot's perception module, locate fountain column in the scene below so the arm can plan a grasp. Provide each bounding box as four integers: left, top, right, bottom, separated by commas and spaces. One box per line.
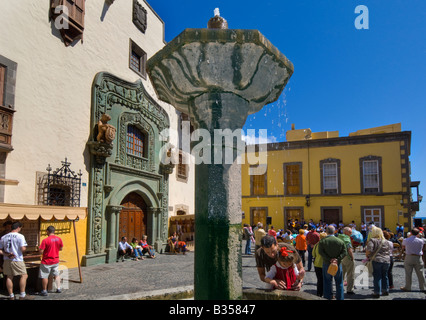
191, 92, 249, 299
147, 10, 294, 300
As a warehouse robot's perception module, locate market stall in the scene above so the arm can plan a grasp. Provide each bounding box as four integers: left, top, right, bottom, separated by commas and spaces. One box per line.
169, 214, 195, 251
0, 203, 86, 290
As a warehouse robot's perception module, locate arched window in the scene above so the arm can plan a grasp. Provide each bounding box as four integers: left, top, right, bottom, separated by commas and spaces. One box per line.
127, 125, 145, 158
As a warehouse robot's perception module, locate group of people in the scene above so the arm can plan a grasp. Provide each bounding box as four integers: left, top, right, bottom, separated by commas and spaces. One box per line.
0, 221, 64, 299
117, 235, 156, 261
167, 232, 189, 254
246, 220, 426, 300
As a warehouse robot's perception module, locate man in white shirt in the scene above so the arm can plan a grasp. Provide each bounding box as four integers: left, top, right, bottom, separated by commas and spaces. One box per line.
117, 237, 133, 262
401, 228, 425, 292
0, 222, 28, 300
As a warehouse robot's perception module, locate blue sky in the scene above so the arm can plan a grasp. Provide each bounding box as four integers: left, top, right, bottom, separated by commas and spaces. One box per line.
147, 0, 426, 216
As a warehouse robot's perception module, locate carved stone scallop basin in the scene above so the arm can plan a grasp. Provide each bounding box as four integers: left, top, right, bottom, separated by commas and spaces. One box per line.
147, 28, 294, 127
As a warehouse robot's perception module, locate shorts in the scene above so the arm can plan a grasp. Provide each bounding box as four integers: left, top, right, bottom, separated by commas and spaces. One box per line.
3, 260, 28, 277
39, 263, 60, 279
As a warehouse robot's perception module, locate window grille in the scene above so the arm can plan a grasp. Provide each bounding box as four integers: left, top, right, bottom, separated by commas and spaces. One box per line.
41, 158, 82, 207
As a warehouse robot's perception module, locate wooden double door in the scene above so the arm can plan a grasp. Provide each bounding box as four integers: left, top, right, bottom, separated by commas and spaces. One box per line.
119, 192, 148, 242
322, 208, 342, 225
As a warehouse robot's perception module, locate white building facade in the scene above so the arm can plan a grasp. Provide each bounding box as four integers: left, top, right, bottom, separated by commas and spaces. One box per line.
0, 0, 194, 265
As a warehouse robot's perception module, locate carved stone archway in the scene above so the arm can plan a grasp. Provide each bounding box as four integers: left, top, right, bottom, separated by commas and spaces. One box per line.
83, 72, 172, 266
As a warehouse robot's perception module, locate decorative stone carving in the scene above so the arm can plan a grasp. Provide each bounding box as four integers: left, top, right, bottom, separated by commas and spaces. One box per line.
97, 113, 116, 144
87, 141, 113, 165
160, 146, 175, 175
133, 0, 147, 33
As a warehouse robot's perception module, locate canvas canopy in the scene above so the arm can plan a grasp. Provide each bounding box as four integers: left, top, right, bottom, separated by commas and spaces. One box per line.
0, 203, 87, 221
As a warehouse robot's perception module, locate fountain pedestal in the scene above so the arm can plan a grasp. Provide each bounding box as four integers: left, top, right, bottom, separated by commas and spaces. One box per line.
147, 24, 293, 300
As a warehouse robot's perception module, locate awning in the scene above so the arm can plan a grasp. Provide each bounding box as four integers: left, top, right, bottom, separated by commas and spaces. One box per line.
0, 203, 87, 221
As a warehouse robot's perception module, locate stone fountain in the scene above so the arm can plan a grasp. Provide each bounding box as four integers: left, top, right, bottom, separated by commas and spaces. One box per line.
147, 9, 293, 300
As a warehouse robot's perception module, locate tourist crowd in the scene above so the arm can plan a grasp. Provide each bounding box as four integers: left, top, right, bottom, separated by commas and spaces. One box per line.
243, 219, 426, 300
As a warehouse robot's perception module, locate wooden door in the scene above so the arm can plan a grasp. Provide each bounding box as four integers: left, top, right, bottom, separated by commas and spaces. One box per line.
251, 208, 267, 227
119, 193, 147, 242
285, 208, 303, 224
322, 208, 340, 225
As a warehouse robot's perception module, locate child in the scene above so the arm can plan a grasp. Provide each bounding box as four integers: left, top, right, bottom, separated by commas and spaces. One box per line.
265, 246, 300, 290
130, 238, 145, 261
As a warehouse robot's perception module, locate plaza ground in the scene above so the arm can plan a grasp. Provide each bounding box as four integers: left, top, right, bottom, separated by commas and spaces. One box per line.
1, 244, 425, 301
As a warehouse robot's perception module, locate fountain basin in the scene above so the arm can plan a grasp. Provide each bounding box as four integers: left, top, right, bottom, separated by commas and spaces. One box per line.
147, 28, 294, 123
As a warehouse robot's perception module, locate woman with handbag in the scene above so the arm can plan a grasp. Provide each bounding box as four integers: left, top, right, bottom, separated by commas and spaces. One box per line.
365, 226, 391, 298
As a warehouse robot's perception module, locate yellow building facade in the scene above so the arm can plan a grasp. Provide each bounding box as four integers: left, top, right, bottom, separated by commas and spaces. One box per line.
242, 123, 417, 233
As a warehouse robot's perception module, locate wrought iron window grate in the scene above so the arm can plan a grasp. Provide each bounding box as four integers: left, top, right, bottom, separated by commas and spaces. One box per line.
39, 158, 82, 207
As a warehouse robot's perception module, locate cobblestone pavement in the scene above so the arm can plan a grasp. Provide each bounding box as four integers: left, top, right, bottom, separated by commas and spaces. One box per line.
1, 247, 425, 300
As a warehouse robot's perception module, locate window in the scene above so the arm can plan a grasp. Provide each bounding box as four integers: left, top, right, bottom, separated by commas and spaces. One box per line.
0, 55, 17, 153
360, 156, 382, 194
180, 113, 194, 134
362, 207, 384, 228
127, 125, 145, 158
129, 40, 147, 78
323, 163, 337, 193
363, 161, 379, 192
250, 165, 267, 196
284, 163, 302, 195
320, 159, 340, 195
48, 186, 71, 206
0, 65, 5, 106
177, 152, 188, 180
50, 0, 85, 46
36, 158, 82, 207
64, 0, 85, 28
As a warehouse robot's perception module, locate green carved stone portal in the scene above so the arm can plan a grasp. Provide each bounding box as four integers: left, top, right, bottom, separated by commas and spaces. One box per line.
148, 25, 293, 299
83, 72, 172, 266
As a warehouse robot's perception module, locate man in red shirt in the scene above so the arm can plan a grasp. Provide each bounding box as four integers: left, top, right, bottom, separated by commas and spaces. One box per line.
306, 227, 320, 271
38, 226, 63, 296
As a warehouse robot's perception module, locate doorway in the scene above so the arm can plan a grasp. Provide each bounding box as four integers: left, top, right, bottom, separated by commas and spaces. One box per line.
250, 207, 268, 228
119, 192, 148, 242
321, 207, 342, 225
284, 207, 304, 230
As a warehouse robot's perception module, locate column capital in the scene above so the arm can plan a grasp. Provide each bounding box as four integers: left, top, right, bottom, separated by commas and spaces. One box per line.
106, 205, 123, 214
148, 207, 161, 215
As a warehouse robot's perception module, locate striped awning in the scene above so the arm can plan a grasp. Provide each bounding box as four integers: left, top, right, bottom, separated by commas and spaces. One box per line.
0, 203, 87, 221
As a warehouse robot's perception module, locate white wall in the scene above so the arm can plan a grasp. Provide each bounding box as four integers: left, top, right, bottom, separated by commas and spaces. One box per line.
0, 0, 194, 214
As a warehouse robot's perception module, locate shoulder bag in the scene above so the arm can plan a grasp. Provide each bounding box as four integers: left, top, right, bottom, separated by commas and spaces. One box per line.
364, 239, 384, 277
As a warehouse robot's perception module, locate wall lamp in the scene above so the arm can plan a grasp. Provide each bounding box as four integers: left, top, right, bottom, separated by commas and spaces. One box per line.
305, 195, 310, 207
